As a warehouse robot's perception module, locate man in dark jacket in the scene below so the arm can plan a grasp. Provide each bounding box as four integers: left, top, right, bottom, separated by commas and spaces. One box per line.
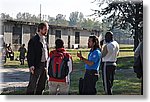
26, 22, 49, 95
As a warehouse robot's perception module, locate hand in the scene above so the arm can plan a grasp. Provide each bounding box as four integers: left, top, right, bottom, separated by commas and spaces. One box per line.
29, 66, 35, 74
77, 51, 82, 58
44, 68, 48, 79
137, 73, 142, 79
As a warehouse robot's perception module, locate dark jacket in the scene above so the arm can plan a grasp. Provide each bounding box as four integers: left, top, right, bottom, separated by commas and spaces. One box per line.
18, 46, 26, 59
133, 41, 143, 79
27, 34, 49, 68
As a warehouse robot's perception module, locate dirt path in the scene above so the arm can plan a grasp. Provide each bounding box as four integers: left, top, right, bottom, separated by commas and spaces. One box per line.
0, 67, 30, 93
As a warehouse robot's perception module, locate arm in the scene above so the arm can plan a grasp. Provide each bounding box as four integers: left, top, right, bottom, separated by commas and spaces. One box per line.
46, 57, 50, 69
81, 57, 94, 66
66, 57, 73, 83
77, 51, 94, 66
102, 44, 108, 58
68, 57, 73, 74
27, 39, 35, 68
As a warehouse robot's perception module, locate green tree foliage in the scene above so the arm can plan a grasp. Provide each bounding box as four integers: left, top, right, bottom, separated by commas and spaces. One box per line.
69, 11, 84, 27
69, 11, 102, 30
55, 14, 68, 26
93, 0, 143, 49
16, 12, 41, 22
0, 13, 13, 20
81, 18, 102, 31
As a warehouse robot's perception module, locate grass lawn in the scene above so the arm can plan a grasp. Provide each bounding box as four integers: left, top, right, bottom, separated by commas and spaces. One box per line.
2, 44, 142, 95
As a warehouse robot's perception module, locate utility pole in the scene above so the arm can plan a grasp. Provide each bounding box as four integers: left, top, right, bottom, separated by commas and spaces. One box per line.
40, 4, 41, 22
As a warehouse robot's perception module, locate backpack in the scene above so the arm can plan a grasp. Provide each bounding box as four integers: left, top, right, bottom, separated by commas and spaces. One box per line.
48, 50, 69, 79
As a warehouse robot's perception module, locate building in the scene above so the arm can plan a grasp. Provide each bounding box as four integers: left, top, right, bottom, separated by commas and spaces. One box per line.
1, 20, 101, 51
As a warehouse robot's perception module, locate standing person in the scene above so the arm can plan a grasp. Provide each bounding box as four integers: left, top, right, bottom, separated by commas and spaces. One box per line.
77, 35, 101, 95
2, 42, 7, 63
101, 31, 119, 95
5, 43, 9, 58
18, 44, 27, 65
7, 43, 14, 61
26, 22, 49, 95
47, 38, 73, 95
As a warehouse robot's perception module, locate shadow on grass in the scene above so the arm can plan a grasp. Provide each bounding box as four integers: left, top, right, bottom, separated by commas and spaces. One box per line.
117, 56, 134, 69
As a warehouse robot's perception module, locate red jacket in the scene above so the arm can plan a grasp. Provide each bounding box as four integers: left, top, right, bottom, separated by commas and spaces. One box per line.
48, 48, 72, 82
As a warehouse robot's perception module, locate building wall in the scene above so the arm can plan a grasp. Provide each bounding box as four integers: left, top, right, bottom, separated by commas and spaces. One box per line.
61, 35, 68, 48
48, 33, 89, 48
2, 20, 101, 50
48, 35, 55, 48
4, 33, 12, 44
80, 30, 91, 36
80, 36, 88, 48
48, 28, 97, 48
22, 33, 30, 48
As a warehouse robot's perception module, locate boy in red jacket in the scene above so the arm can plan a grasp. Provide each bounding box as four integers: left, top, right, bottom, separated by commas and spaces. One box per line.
47, 39, 73, 95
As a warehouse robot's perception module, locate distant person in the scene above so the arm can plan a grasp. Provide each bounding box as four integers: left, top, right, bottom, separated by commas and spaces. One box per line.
2, 42, 7, 63
133, 40, 143, 95
47, 38, 73, 95
18, 44, 27, 65
26, 22, 49, 95
7, 43, 14, 61
101, 31, 119, 95
77, 35, 101, 95
5, 43, 9, 58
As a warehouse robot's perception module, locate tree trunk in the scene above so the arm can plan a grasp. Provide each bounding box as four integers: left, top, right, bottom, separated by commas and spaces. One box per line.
134, 27, 139, 51
134, 3, 140, 51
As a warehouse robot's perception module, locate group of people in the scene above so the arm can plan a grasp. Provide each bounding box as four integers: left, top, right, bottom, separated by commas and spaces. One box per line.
2, 42, 27, 65
26, 22, 120, 95
2, 43, 14, 63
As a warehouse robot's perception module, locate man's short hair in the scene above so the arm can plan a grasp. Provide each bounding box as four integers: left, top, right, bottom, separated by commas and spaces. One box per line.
55, 38, 64, 49
105, 31, 113, 43
37, 22, 48, 32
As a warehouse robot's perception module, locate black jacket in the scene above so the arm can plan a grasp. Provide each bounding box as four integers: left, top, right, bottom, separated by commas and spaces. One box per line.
27, 34, 49, 68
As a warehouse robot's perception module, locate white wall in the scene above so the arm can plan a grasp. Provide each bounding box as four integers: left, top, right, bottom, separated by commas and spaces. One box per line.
4, 33, 12, 44
22, 33, 30, 49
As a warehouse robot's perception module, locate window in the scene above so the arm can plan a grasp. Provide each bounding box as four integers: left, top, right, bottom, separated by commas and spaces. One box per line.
12, 26, 22, 44
4, 24, 12, 33
55, 30, 61, 39
75, 32, 80, 44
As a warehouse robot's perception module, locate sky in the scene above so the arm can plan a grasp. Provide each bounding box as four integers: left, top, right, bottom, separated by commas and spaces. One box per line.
0, 0, 101, 20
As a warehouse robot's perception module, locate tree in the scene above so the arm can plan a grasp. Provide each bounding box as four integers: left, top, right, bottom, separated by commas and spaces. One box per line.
47, 16, 56, 25
16, 12, 22, 21
81, 18, 101, 30
69, 11, 80, 26
0, 13, 13, 20
93, 0, 143, 50
55, 14, 68, 26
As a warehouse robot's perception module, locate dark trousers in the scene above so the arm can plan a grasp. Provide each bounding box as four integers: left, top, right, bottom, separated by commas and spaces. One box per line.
101, 62, 116, 95
20, 58, 25, 65
80, 70, 98, 95
26, 63, 47, 95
